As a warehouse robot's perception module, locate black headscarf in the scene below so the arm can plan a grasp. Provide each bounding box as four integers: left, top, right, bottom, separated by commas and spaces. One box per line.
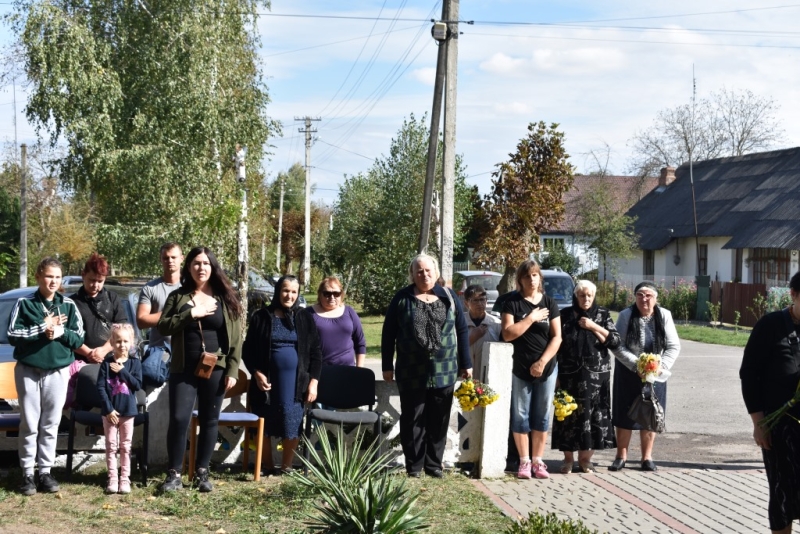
267, 275, 301, 329
564, 292, 602, 366
625, 303, 666, 354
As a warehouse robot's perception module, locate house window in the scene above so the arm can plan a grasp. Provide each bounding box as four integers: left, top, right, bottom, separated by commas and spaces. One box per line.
734, 249, 743, 282
751, 248, 791, 285
543, 238, 565, 250
699, 244, 708, 276
643, 250, 654, 277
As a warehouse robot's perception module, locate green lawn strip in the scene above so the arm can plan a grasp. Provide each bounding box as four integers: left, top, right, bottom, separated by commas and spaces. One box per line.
675, 324, 750, 347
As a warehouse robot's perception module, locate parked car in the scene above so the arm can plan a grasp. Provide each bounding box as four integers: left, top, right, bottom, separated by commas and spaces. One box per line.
0, 285, 144, 364
541, 268, 575, 311
452, 270, 503, 308
230, 270, 307, 318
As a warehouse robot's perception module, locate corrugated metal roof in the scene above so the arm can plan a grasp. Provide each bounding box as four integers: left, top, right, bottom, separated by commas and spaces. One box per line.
627, 147, 800, 250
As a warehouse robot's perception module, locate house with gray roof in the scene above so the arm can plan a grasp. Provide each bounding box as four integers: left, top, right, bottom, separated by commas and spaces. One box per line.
613, 147, 800, 284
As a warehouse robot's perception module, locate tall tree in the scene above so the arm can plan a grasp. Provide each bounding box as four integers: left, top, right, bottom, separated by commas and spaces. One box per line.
479, 121, 574, 290
574, 182, 639, 280
325, 114, 474, 314
629, 88, 783, 177
10, 0, 278, 273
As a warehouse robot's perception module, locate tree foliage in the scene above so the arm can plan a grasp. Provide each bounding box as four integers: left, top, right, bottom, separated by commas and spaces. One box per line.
540, 241, 578, 276
479, 122, 574, 282
574, 182, 639, 280
10, 0, 279, 273
324, 114, 475, 314
629, 88, 784, 176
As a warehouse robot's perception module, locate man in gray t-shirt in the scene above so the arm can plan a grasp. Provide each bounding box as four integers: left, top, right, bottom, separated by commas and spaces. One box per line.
137, 243, 183, 347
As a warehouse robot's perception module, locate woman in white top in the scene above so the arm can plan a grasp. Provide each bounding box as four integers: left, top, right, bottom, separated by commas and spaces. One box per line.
464, 284, 500, 381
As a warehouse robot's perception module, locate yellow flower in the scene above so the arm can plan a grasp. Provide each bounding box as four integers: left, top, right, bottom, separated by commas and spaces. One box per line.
564, 395, 574, 403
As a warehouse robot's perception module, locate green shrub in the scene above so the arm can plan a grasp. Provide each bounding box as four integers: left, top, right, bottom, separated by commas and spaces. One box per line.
706, 301, 721, 327
748, 293, 769, 322
506, 511, 599, 534
292, 428, 429, 533
657, 280, 697, 321
767, 287, 792, 312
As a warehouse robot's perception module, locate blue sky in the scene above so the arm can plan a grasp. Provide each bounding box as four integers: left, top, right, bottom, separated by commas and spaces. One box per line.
2, 1, 799, 203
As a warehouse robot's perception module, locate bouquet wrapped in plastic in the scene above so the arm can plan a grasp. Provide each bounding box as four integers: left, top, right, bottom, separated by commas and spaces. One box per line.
637, 352, 661, 383
453, 378, 499, 412
759, 380, 800, 432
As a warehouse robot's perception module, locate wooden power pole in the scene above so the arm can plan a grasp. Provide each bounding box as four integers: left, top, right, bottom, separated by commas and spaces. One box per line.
19, 144, 28, 288
440, 0, 459, 286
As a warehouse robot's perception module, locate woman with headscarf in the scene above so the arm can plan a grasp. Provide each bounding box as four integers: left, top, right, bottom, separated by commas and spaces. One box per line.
551, 280, 620, 474
382, 253, 471, 478
610, 281, 680, 472
242, 275, 322, 474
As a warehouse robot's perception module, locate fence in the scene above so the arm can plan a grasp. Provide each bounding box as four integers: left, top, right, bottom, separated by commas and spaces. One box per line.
710, 281, 766, 327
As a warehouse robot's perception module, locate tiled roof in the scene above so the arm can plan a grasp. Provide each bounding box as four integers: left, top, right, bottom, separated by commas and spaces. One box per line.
627, 147, 800, 250
551, 175, 660, 233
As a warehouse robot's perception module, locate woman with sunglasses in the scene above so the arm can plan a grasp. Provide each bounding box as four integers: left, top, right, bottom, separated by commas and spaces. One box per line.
305, 276, 366, 367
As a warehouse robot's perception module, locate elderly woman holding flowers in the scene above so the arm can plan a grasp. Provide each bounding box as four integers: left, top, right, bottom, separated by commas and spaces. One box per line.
551, 280, 620, 474
740, 271, 800, 534
610, 281, 680, 472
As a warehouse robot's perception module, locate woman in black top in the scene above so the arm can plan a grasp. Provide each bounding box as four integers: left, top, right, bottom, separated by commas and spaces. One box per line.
741, 271, 800, 534
157, 247, 243, 493
501, 260, 562, 480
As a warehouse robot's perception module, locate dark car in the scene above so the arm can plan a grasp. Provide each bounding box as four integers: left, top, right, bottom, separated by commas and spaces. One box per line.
231, 270, 307, 318
541, 268, 576, 311
0, 285, 144, 364
452, 270, 503, 308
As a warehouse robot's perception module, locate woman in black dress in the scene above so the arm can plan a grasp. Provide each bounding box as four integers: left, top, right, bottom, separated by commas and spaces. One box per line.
242, 275, 322, 474
552, 280, 619, 474
741, 271, 800, 534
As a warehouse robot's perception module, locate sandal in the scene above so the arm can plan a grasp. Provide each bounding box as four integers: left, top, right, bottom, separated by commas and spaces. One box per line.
579, 461, 595, 473
560, 460, 573, 475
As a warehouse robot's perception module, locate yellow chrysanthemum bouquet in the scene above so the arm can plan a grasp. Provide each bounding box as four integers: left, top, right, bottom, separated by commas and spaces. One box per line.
454, 378, 499, 412
553, 389, 578, 421
637, 352, 661, 383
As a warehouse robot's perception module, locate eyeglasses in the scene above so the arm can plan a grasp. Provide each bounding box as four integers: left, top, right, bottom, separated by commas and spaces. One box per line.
469, 297, 488, 304
322, 291, 342, 298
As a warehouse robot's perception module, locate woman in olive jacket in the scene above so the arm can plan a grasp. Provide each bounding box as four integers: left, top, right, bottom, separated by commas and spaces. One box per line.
156, 246, 243, 493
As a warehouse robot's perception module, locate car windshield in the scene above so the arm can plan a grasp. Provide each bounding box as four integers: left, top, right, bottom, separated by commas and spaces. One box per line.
467, 275, 501, 292
544, 278, 574, 301
248, 271, 272, 288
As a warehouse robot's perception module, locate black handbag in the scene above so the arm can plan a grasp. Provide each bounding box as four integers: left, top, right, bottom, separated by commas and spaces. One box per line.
627, 382, 666, 433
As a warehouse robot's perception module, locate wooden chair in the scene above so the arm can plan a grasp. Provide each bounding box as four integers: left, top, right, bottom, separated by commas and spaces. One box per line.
186, 369, 264, 481
0, 362, 21, 434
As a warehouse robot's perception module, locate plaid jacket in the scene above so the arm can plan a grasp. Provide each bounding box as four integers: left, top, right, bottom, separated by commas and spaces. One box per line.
381, 284, 471, 392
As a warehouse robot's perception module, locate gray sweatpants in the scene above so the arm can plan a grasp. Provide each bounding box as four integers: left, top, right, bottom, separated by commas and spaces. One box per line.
15, 364, 69, 476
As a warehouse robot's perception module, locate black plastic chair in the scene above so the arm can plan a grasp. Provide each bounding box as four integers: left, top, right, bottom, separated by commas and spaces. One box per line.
66, 363, 149, 484
303, 365, 382, 469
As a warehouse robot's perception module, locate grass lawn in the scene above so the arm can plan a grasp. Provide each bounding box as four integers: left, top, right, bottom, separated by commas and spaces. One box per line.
0, 466, 512, 533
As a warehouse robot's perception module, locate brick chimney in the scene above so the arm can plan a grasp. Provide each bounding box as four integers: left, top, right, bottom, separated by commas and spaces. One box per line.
659, 166, 676, 187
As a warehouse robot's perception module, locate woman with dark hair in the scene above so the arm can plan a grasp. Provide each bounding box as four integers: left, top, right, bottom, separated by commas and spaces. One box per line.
502, 259, 562, 480
242, 275, 322, 474
552, 280, 619, 474
741, 271, 800, 534
157, 246, 243, 493
610, 281, 680, 472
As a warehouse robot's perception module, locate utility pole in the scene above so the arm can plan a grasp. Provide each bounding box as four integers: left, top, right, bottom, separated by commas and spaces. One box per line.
440, 0, 459, 286
234, 144, 248, 321
276, 176, 285, 272
19, 144, 27, 287
296, 116, 321, 292
418, 2, 449, 254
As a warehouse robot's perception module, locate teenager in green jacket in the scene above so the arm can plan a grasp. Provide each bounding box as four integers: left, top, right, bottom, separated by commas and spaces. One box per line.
8, 257, 84, 496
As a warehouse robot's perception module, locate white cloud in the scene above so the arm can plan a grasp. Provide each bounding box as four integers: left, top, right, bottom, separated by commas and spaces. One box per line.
410, 67, 436, 86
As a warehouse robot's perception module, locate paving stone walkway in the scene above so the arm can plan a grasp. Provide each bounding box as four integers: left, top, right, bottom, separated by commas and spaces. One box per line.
479, 466, 772, 533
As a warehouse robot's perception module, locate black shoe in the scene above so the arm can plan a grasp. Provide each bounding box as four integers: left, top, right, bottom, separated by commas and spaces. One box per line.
425, 468, 444, 478
407, 471, 421, 478
608, 458, 626, 471
37, 472, 60, 493
193, 468, 213, 493
159, 469, 183, 493
19, 475, 36, 496
641, 459, 658, 472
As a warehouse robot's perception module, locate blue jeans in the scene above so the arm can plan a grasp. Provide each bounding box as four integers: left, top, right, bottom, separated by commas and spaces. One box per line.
510, 365, 558, 433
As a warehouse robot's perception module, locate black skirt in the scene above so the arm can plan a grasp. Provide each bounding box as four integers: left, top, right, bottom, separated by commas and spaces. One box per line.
611, 362, 667, 430
763, 417, 800, 530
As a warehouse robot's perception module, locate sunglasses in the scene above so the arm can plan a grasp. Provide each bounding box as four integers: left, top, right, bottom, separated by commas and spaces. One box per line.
322, 291, 342, 298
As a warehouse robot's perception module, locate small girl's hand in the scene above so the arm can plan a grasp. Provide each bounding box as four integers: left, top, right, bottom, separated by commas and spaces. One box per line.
110, 361, 124, 373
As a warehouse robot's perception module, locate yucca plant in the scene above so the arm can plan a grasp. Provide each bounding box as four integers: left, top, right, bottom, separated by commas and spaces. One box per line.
291, 427, 429, 533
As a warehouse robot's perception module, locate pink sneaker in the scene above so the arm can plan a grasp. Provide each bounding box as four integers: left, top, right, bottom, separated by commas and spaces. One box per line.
532, 462, 550, 479
517, 460, 532, 479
